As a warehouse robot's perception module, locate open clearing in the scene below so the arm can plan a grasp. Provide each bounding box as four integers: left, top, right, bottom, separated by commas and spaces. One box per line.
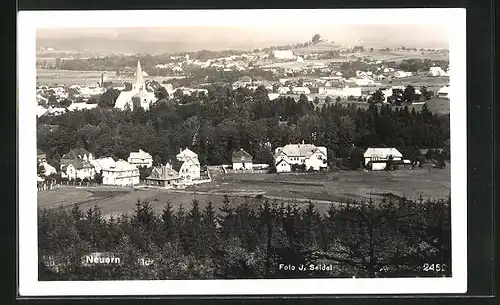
38, 164, 450, 217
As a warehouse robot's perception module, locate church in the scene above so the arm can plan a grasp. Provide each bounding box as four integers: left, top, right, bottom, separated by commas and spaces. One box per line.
114, 60, 157, 111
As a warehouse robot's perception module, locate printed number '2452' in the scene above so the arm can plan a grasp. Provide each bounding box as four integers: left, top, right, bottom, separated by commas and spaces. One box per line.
423, 263, 446, 272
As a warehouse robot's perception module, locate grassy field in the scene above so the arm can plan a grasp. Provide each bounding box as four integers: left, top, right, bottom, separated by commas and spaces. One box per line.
38, 164, 450, 217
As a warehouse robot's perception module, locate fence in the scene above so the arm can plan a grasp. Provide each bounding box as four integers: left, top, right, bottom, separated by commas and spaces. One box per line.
37, 183, 60, 192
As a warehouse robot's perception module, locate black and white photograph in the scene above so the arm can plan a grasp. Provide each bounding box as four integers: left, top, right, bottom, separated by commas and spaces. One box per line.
18, 9, 467, 296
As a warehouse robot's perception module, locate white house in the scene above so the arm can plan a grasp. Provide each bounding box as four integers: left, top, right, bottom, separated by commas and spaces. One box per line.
127, 149, 153, 168
292, 87, 311, 95
268, 93, 280, 100
277, 87, 291, 94
429, 66, 448, 77
90, 157, 116, 174
274, 142, 328, 173
101, 160, 140, 186
61, 159, 96, 181
174, 148, 201, 181
232, 148, 253, 171
363, 147, 403, 170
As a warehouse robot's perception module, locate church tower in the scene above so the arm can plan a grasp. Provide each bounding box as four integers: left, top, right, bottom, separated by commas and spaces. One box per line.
133, 60, 145, 91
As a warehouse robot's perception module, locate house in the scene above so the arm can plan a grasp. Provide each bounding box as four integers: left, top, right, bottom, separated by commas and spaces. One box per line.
61, 148, 93, 164
36, 105, 48, 117
145, 163, 182, 188
274, 142, 328, 173
101, 160, 140, 186
38, 161, 57, 176
277, 86, 290, 94
175, 148, 201, 181
363, 147, 403, 170
429, 66, 448, 77
232, 149, 253, 171
115, 61, 156, 111
268, 93, 280, 100
90, 157, 116, 174
437, 85, 450, 99
127, 149, 153, 168
61, 159, 96, 181
292, 87, 311, 95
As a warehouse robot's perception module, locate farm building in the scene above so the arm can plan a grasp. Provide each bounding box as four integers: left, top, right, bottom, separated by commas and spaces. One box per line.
363, 147, 403, 170
145, 163, 182, 188
127, 149, 153, 168
274, 142, 328, 173
232, 148, 253, 171
101, 160, 140, 186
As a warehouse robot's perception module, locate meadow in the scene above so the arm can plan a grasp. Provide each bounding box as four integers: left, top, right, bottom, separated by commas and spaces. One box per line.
38, 164, 450, 217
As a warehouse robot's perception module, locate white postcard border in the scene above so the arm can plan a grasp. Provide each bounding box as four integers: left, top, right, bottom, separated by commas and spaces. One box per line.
18, 8, 467, 296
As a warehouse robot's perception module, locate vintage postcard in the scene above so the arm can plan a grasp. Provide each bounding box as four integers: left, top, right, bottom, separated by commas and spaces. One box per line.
18, 8, 467, 296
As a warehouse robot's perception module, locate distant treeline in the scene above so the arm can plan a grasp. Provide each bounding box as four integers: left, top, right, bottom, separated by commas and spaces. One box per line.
37, 85, 450, 171
39, 195, 451, 280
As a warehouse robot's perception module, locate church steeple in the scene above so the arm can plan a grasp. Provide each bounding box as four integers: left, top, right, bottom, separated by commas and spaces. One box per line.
133, 60, 145, 90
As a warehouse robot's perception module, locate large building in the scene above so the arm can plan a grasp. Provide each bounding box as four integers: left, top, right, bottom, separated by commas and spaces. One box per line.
363, 147, 403, 170
232, 148, 253, 171
101, 160, 140, 186
114, 61, 156, 111
127, 149, 153, 168
174, 148, 201, 181
274, 142, 328, 173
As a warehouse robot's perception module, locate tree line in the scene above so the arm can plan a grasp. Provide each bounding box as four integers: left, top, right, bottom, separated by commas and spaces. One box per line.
37, 85, 450, 170
39, 195, 451, 280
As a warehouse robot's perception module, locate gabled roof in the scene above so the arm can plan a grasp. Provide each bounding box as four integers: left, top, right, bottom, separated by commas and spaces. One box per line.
276, 144, 320, 158
232, 149, 253, 163
61, 159, 94, 171
61, 148, 91, 160
363, 147, 403, 158
276, 158, 290, 166
146, 164, 181, 181
176, 148, 199, 162
90, 157, 116, 171
128, 149, 152, 159
103, 160, 138, 172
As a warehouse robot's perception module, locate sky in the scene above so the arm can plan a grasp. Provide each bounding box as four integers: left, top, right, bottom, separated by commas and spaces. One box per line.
37, 24, 449, 52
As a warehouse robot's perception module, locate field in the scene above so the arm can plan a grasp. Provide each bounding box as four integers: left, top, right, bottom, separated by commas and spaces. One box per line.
36, 69, 186, 86
380, 75, 449, 92
38, 164, 450, 217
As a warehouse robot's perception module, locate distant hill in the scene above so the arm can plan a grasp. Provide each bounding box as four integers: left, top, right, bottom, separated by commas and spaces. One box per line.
36, 37, 255, 56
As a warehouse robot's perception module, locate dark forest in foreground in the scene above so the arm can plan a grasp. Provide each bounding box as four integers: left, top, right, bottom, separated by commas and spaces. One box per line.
39, 195, 451, 280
